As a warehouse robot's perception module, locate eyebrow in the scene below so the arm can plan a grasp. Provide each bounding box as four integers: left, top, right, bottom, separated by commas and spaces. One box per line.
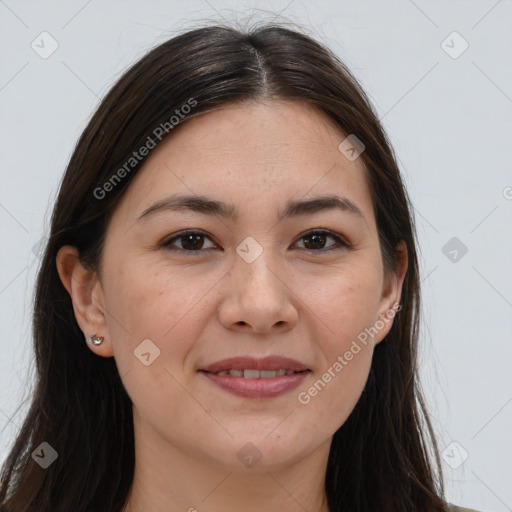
136, 194, 366, 223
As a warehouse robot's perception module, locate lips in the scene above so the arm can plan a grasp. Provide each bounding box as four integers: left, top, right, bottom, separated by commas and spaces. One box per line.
213, 369, 304, 378
199, 355, 310, 374
200, 369, 310, 399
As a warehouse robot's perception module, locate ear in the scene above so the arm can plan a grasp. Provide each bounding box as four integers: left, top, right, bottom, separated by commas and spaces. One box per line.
56, 245, 114, 357
373, 240, 408, 346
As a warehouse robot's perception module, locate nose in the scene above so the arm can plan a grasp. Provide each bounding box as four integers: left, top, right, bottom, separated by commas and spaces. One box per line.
217, 247, 299, 334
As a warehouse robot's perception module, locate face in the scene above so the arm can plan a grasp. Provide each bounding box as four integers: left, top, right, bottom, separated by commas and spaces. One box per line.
60, 100, 406, 472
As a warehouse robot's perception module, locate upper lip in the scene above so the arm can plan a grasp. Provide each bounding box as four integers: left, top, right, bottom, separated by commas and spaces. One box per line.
199, 356, 310, 373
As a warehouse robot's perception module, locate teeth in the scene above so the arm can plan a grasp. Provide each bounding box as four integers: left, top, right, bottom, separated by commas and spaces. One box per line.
214, 369, 299, 378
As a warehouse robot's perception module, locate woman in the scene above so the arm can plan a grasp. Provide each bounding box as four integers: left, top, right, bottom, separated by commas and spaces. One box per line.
0, 22, 481, 512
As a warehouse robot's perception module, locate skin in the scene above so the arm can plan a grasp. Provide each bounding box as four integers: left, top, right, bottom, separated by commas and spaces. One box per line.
57, 99, 407, 512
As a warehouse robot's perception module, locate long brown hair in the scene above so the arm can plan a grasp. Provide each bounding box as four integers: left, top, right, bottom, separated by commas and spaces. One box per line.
0, 22, 449, 512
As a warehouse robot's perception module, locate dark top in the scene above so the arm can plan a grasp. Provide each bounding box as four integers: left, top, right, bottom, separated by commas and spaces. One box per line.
449, 504, 482, 512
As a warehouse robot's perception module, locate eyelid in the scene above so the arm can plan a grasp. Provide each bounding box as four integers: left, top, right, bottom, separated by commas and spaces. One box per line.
161, 228, 351, 255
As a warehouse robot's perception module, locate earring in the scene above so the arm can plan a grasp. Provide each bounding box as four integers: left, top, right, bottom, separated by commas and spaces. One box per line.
89, 334, 104, 346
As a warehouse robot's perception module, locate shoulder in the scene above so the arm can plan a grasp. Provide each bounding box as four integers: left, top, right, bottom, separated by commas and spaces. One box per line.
448, 504, 482, 512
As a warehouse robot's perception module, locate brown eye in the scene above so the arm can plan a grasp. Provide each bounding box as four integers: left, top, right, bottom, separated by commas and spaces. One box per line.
295, 230, 349, 253
162, 231, 217, 255
178, 233, 206, 251
161, 229, 350, 257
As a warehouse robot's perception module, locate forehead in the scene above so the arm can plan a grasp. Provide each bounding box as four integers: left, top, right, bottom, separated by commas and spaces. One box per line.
112, 100, 375, 228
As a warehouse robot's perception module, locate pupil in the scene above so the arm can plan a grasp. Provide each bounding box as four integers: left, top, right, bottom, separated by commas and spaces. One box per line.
304, 234, 325, 249
182, 234, 203, 250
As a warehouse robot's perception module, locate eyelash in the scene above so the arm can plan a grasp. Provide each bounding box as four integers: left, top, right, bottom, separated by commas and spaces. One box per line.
161, 229, 351, 256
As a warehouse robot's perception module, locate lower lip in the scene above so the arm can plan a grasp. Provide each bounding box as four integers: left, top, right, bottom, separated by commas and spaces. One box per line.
199, 371, 310, 399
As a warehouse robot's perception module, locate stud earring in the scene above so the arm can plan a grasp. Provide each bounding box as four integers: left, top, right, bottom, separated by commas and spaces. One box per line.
89, 334, 104, 346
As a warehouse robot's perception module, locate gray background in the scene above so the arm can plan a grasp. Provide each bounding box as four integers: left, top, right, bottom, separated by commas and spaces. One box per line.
1, 1, 511, 510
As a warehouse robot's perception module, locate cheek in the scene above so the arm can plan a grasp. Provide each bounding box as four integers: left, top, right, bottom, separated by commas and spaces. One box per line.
295, 265, 380, 428
102, 260, 218, 374
301, 260, 382, 339
101, 263, 218, 425
299, 325, 375, 439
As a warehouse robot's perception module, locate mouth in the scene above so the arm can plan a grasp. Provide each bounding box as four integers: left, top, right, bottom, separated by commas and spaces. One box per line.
200, 369, 311, 378
197, 356, 311, 397
198, 355, 310, 375
198, 369, 311, 399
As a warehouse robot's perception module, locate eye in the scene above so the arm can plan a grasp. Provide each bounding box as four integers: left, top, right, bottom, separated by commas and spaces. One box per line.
162, 230, 217, 255
161, 229, 350, 256
294, 229, 350, 253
